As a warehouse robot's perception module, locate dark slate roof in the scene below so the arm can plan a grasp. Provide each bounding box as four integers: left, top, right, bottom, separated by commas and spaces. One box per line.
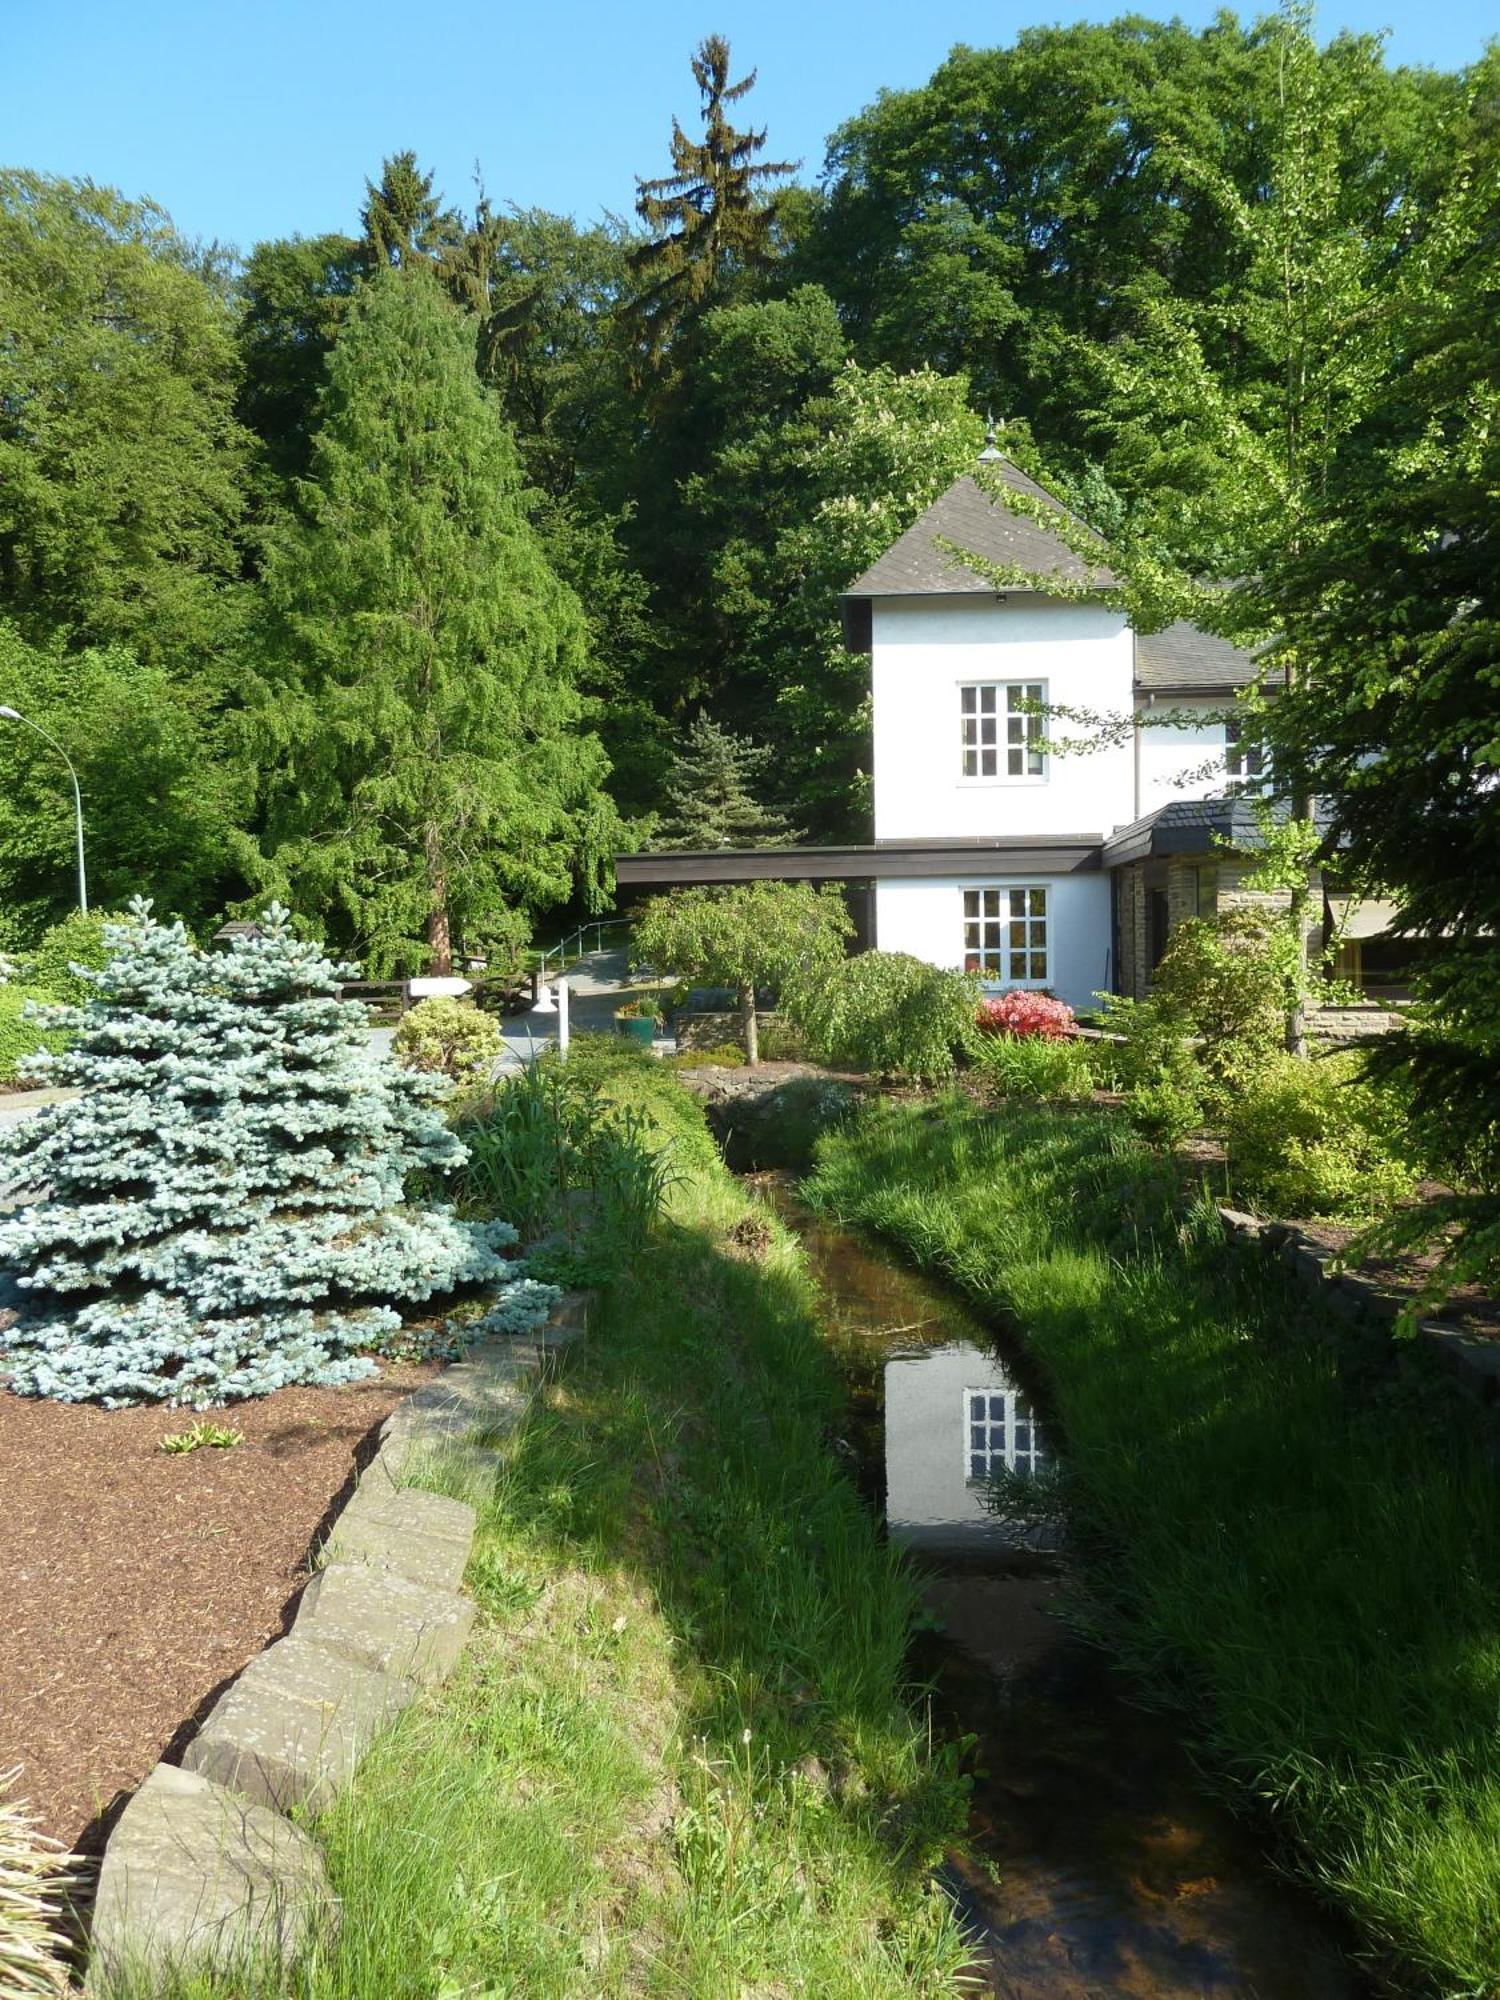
842, 460, 1118, 601
1135, 619, 1264, 692
1102, 797, 1327, 867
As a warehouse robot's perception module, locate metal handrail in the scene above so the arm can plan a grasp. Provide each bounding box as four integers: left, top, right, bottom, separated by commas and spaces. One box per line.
535, 916, 632, 980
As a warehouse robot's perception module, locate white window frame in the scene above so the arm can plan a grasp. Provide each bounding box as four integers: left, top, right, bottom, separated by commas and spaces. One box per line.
1224, 720, 1266, 795
961, 884, 1050, 989
964, 1386, 1047, 1485
959, 680, 1047, 783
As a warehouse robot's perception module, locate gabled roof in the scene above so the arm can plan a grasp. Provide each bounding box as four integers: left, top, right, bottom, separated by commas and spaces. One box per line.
1135, 618, 1265, 694
842, 459, 1118, 602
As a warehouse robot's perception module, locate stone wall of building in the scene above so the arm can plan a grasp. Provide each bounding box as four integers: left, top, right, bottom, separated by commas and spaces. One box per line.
1115, 851, 1323, 1001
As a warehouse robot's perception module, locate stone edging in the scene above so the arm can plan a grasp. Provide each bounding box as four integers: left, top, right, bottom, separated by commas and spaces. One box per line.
86, 1290, 590, 1990
1216, 1207, 1500, 1402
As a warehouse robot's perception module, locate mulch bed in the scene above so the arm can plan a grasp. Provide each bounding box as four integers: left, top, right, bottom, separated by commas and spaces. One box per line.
0, 1361, 435, 1849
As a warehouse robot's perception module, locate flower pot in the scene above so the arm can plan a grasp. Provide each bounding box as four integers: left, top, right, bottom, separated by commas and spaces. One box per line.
615, 1011, 657, 1046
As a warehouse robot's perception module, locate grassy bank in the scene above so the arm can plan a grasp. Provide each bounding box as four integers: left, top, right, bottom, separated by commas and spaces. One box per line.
107, 1046, 969, 1999
803, 1093, 1500, 1997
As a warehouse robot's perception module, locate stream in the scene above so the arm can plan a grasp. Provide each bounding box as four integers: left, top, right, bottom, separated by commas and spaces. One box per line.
753, 1172, 1366, 1999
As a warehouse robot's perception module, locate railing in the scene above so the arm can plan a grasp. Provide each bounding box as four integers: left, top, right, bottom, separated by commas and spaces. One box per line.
534, 916, 633, 980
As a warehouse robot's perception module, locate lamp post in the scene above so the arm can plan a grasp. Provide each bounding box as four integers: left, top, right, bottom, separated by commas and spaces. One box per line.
0, 706, 88, 915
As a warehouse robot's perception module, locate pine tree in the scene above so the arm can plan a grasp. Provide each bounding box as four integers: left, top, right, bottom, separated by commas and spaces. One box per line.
625, 36, 797, 369
360, 151, 461, 270
652, 714, 798, 849
0, 905, 553, 1406
250, 269, 618, 975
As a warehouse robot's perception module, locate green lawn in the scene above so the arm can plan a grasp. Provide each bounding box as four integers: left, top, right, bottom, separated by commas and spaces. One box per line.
104, 1048, 969, 1999
803, 1092, 1500, 1997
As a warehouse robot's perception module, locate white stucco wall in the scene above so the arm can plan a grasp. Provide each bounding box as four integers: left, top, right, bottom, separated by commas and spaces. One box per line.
1136, 697, 1232, 816
874, 873, 1113, 1011
870, 595, 1136, 841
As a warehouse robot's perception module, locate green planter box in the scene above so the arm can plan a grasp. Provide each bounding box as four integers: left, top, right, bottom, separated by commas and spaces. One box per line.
614, 1012, 657, 1046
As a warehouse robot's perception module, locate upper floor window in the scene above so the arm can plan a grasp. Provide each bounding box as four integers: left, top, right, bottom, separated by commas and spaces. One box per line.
963, 887, 1048, 985
1224, 721, 1265, 794
961, 682, 1045, 780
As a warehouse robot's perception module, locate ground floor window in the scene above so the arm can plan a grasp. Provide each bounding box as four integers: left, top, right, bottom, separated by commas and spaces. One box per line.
965, 1388, 1047, 1483
963, 886, 1048, 984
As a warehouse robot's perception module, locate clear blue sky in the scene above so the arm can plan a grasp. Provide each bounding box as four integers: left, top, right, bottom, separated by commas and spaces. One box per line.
5, 0, 1495, 257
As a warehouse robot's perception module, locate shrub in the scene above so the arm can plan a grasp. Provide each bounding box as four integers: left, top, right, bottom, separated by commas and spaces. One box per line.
667, 1042, 747, 1070
394, 996, 503, 1084
0, 903, 546, 1405
1090, 994, 1206, 1146
24, 910, 116, 1007
0, 987, 66, 1086
1225, 1050, 1418, 1218
1152, 911, 1285, 1103
793, 951, 978, 1083
974, 989, 1077, 1040
971, 1033, 1093, 1102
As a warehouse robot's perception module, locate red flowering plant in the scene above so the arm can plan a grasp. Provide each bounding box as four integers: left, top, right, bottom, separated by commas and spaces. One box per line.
974, 989, 1077, 1041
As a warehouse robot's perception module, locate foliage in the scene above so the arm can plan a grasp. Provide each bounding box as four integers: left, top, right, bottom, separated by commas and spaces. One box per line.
1150, 908, 1286, 1101
1225, 1050, 1417, 1219
794, 950, 977, 1083
650, 713, 797, 849
667, 1042, 747, 1071
612, 992, 663, 1023
804, 1094, 1500, 1991
23, 910, 114, 1006
453, 1052, 677, 1260
393, 997, 503, 1087
0, 904, 547, 1405
969, 1033, 1092, 1103
0, 987, 66, 1086
1088, 994, 1206, 1146
625, 36, 797, 371
247, 269, 617, 976
973, 989, 1076, 1040
0, 1770, 74, 1998
634, 882, 852, 1065
159, 1420, 243, 1454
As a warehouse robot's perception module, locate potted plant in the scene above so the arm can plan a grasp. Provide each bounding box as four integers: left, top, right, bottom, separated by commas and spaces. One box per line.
614, 994, 662, 1046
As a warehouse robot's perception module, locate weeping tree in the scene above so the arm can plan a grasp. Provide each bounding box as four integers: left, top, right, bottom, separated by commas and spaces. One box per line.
633, 881, 851, 1065
0, 904, 552, 1405
249, 268, 618, 974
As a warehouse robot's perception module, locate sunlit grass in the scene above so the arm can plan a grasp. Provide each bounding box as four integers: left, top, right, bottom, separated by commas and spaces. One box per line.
805, 1093, 1500, 1995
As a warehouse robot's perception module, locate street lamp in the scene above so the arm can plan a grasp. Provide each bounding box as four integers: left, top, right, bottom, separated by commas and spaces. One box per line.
0, 706, 88, 915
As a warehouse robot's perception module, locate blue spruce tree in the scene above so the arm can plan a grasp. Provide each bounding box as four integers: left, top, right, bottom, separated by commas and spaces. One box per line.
0, 904, 551, 1404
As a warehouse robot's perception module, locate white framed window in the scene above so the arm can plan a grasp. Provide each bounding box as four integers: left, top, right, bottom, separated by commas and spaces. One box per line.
965, 1387, 1047, 1484
1224, 721, 1265, 794
963, 886, 1048, 985
960, 681, 1045, 780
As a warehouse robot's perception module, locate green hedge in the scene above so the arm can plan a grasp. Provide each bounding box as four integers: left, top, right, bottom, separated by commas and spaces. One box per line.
0, 985, 67, 1085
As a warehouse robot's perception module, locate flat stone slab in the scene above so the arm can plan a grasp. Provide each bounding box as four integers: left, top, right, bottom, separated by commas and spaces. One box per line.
1422, 1323, 1500, 1400
325, 1508, 471, 1591
183, 1636, 414, 1814
89, 1762, 336, 1986
296, 1561, 476, 1684
336, 1481, 476, 1547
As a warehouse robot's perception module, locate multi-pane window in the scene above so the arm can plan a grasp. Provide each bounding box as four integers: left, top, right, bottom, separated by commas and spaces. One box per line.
960, 682, 1045, 779
965, 1388, 1048, 1484
1224, 721, 1265, 794
963, 887, 1048, 984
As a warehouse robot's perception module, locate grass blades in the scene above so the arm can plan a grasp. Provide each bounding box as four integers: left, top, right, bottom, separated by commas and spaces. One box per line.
804, 1093, 1500, 1996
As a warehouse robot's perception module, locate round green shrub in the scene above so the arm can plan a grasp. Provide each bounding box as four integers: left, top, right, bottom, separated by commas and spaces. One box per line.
795, 951, 978, 1082
25, 911, 117, 1007
0, 987, 67, 1086
394, 996, 503, 1085
1225, 1050, 1418, 1218
1152, 910, 1286, 1106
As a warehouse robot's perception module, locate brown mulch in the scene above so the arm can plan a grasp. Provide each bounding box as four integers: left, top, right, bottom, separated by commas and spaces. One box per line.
0, 1361, 435, 1849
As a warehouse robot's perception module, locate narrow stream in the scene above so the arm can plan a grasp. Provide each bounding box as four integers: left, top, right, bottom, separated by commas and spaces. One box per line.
754, 1173, 1366, 2000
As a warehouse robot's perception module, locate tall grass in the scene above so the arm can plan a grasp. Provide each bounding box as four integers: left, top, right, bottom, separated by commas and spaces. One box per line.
805, 1094, 1500, 1995
99, 1048, 970, 1999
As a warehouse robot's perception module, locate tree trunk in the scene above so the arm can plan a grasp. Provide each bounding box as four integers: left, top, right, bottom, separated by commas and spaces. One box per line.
739, 980, 759, 1067
425, 823, 453, 976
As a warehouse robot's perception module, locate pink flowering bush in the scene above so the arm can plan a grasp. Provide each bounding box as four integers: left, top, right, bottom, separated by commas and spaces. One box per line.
974, 989, 1077, 1041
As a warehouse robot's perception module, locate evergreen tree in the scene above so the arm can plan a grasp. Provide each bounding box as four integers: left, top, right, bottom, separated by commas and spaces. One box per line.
625, 36, 797, 370
0, 905, 551, 1406
249, 269, 618, 975
652, 713, 797, 848
360, 151, 461, 270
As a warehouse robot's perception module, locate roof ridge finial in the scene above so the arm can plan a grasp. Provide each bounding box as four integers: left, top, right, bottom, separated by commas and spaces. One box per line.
979, 409, 1002, 463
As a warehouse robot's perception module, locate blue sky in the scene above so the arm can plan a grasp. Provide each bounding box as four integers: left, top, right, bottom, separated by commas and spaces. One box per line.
6, 0, 1495, 256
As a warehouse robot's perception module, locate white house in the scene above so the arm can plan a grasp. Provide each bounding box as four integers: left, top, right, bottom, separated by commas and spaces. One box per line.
623, 444, 1293, 1009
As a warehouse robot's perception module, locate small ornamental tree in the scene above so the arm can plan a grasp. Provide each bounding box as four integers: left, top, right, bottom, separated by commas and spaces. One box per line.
0, 904, 551, 1406
633, 882, 851, 1065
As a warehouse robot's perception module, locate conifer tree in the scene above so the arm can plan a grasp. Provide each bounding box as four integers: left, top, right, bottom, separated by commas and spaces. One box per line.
250, 269, 618, 974
626, 36, 797, 369
651, 713, 797, 848
360, 151, 461, 270
0, 905, 551, 1406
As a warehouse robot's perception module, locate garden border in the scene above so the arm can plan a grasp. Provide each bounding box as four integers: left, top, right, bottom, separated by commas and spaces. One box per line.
86, 1290, 590, 1991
